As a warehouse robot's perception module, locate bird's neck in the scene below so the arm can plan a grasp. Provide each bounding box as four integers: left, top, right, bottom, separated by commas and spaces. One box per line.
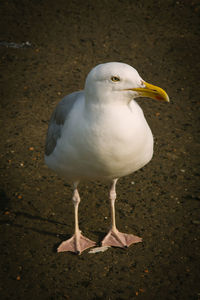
84, 89, 131, 111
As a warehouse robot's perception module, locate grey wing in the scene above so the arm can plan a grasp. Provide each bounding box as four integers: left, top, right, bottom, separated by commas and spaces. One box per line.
45, 91, 83, 156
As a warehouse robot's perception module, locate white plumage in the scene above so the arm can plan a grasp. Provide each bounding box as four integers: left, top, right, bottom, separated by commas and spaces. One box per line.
45, 62, 169, 254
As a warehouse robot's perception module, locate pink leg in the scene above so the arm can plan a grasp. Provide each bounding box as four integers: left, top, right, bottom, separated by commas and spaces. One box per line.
57, 182, 96, 254
102, 179, 142, 248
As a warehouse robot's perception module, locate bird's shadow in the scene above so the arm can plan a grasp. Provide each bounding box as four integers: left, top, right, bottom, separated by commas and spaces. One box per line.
1, 210, 105, 253
91, 230, 106, 244
0, 189, 11, 210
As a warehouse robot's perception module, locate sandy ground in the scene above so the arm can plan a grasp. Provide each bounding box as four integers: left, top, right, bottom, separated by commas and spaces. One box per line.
0, 0, 200, 299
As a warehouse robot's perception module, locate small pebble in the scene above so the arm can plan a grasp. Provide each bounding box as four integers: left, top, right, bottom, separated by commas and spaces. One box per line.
88, 246, 110, 254
192, 220, 200, 225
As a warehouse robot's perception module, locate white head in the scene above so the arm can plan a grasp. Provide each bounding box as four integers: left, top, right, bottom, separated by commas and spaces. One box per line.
85, 62, 169, 104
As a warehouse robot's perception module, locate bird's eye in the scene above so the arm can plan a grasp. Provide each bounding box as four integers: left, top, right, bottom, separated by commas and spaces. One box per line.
111, 76, 120, 82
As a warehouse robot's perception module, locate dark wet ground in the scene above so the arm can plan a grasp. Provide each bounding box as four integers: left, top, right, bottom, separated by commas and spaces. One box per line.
0, 0, 200, 299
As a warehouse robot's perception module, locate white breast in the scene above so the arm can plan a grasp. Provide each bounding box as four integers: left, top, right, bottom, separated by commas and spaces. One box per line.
45, 99, 153, 180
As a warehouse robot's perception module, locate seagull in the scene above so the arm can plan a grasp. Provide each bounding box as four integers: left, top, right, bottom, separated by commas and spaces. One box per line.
45, 62, 169, 254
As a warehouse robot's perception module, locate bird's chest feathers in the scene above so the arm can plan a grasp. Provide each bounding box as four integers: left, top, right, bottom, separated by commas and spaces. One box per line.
69, 103, 152, 162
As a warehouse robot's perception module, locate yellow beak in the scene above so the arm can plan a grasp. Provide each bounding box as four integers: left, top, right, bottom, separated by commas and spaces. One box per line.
131, 81, 169, 102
